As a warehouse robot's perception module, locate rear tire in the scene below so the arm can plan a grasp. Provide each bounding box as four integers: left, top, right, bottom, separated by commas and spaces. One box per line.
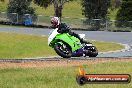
84, 43, 98, 57
54, 43, 72, 58
88, 46, 98, 57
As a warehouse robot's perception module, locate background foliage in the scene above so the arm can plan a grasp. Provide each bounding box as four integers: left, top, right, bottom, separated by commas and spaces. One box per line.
115, 0, 132, 27
7, 0, 36, 24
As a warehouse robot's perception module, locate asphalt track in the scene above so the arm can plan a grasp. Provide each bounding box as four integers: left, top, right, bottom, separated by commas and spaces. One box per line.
0, 27, 132, 58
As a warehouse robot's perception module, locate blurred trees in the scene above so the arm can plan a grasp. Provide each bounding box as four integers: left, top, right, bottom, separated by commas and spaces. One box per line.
0, 0, 4, 2
82, 0, 110, 19
110, 0, 121, 9
115, 0, 132, 27
33, 0, 74, 19
7, 0, 36, 24
81, 0, 110, 30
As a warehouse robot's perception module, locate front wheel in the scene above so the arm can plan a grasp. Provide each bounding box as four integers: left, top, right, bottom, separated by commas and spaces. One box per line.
54, 43, 72, 58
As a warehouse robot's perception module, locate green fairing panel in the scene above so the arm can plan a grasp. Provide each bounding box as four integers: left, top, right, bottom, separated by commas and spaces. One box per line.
55, 33, 81, 52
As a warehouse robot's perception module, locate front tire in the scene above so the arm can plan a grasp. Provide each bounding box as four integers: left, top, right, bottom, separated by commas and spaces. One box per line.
54, 43, 72, 58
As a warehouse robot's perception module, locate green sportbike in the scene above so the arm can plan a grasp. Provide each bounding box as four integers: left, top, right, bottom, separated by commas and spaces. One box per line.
48, 28, 98, 58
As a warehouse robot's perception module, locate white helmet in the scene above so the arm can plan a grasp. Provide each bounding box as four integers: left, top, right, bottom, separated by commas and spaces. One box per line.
51, 17, 60, 28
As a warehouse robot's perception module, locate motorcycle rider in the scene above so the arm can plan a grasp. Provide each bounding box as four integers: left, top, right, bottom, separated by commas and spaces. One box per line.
50, 17, 88, 44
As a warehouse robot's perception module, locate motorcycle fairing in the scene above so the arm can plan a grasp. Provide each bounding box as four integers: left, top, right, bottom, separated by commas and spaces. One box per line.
51, 33, 82, 52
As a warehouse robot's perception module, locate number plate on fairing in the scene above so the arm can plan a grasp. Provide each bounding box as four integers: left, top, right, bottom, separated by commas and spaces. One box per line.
86, 44, 93, 46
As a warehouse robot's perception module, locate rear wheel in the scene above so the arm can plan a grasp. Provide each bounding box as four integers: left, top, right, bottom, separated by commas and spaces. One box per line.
88, 46, 98, 57
54, 43, 72, 58
84, 43, 98, 57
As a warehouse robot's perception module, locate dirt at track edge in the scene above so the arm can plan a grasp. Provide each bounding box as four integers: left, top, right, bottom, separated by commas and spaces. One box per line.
0, 58, 132, 69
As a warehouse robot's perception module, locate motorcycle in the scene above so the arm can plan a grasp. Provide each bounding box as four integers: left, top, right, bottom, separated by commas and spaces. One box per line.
48, 28, 98, 58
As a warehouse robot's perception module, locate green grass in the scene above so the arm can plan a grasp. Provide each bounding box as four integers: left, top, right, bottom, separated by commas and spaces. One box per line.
0, 0, 121, 29
0, 32, 56, 59
0, 0, 84, 18
91, 40, 124, 52
0, 61, 132, 88
1, 0, 121, 20
0, 32, 124, 59
30, 1, 84, 18
0, 0, 85, 28
0, 1, 7, 12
